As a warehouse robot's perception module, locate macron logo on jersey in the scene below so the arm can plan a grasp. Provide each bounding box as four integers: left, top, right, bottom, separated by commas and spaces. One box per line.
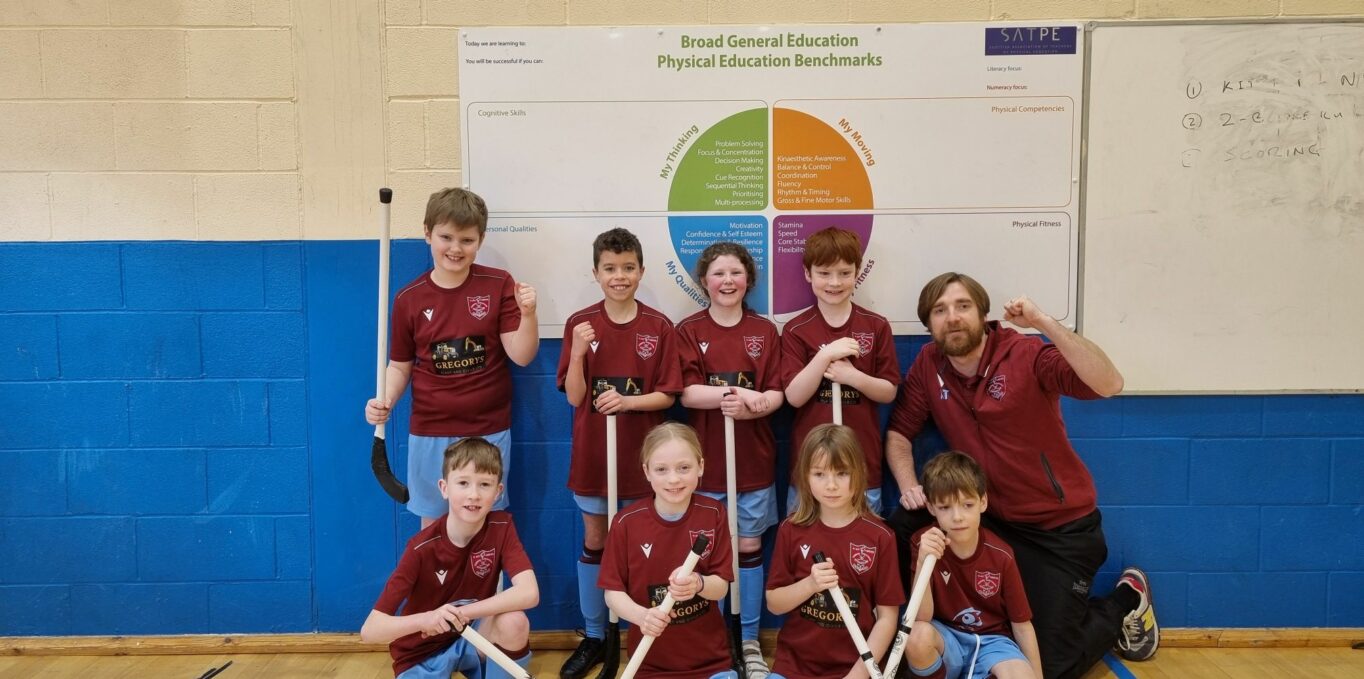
641, 543, 653, 558
590, 340, 600, 353
799, 544, 810, 559
436, 569, 448, 584
700, 341, 710, 354
423, 308, 434, 321
941, 569, 951, 584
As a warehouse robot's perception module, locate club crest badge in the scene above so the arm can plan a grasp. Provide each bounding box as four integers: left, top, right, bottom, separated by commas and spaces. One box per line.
849, 543, 876, 574
688, 529, 716, 559
470, 548, 496, 578
743, 335, 764, 359
852, 332, 874, 357
636, 334, 659, 359
987, 374, 1007, 401
975, 570, 1001, 598
467, 295, 490, 320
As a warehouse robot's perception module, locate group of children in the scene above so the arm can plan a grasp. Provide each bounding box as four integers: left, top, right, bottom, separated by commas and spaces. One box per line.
361, 188, 1045, 679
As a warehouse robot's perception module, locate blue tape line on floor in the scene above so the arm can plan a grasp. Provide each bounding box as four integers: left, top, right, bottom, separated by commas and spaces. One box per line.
1102, 652, 1138, 679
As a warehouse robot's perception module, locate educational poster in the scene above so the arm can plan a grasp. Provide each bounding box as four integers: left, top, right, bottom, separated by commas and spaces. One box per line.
460, 24, 1083, 333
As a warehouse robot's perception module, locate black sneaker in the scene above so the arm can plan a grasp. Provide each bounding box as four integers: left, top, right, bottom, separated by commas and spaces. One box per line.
560, 632, 606, 679
1115, 566, 1160, 661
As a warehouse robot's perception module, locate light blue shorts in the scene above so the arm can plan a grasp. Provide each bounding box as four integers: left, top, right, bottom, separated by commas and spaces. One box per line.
396, 633, 480, 679
698, 485, 778, 538
572, 493, 628, 516
785, 486, 882, 516
910, 620, 1028, 679
408, 430, 511, 519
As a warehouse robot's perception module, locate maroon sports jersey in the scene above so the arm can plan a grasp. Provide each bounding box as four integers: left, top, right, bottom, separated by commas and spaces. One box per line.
390, 264, 522, 436
676, 308, 782, 492
598, 495, 734, 679
556, 301, 683, 498
780, 304, 900, 486
767, 514, 905, 679
910, 525, 1032, 637
372, 511, 533, 677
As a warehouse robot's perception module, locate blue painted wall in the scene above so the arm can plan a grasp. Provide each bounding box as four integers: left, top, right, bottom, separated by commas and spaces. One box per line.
1, 240, 1361, 635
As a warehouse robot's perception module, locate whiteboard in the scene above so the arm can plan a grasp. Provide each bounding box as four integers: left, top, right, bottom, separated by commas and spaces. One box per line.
459, 24, 1085, 335
1084, 22, 1364, 393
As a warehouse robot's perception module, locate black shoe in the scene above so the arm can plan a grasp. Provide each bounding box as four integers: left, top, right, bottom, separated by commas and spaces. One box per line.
560, 632, 606, 679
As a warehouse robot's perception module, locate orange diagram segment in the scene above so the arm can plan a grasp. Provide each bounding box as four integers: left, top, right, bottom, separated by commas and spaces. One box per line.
772, 108, 874, 210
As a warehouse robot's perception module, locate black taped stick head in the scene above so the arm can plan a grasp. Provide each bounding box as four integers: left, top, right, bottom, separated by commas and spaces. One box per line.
691, 534, 711, 555
813, 551, 827, 564
380, 188, 393, 204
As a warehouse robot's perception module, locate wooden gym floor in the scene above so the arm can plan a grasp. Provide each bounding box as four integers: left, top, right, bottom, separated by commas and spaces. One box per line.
2, 631, 1361, 678
4, 648, 1364, 679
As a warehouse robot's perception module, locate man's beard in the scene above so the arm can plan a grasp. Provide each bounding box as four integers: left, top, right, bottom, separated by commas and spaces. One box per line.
937, 323, 985, 357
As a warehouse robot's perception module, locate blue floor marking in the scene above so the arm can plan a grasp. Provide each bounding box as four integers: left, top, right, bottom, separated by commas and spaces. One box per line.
1102, 652, 1138, 679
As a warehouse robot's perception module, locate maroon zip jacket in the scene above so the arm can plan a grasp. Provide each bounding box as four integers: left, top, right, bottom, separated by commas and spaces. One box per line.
888, 323, 1101, 528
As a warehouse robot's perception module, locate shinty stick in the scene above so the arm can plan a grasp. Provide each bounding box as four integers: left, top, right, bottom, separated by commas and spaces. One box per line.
618, 534, 713, 679
595, 413, 621, 678
371, 187, 409, 503
813, 552, 883, 679
881, 553, 938, 677
723, 404, 746, 676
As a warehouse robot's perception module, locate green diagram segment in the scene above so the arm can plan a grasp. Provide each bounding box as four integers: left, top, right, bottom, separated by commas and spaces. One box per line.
667, 108, 769, 211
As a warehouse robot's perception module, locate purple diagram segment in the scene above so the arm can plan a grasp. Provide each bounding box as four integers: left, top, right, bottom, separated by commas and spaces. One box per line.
772, 214, 874, 314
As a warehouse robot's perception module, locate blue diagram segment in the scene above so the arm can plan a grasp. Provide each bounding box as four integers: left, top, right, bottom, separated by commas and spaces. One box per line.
666, 215, 770, 315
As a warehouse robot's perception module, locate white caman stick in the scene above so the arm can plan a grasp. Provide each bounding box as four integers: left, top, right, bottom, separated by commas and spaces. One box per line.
723, 406, 745, 673
449, 622, 531, 679
813, 552, 882, 679
831, 382, 843, 425
881, 553, 938, 677
595, 413, 621, 678
619, 534, 713, 679
724, 409, 741, 620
